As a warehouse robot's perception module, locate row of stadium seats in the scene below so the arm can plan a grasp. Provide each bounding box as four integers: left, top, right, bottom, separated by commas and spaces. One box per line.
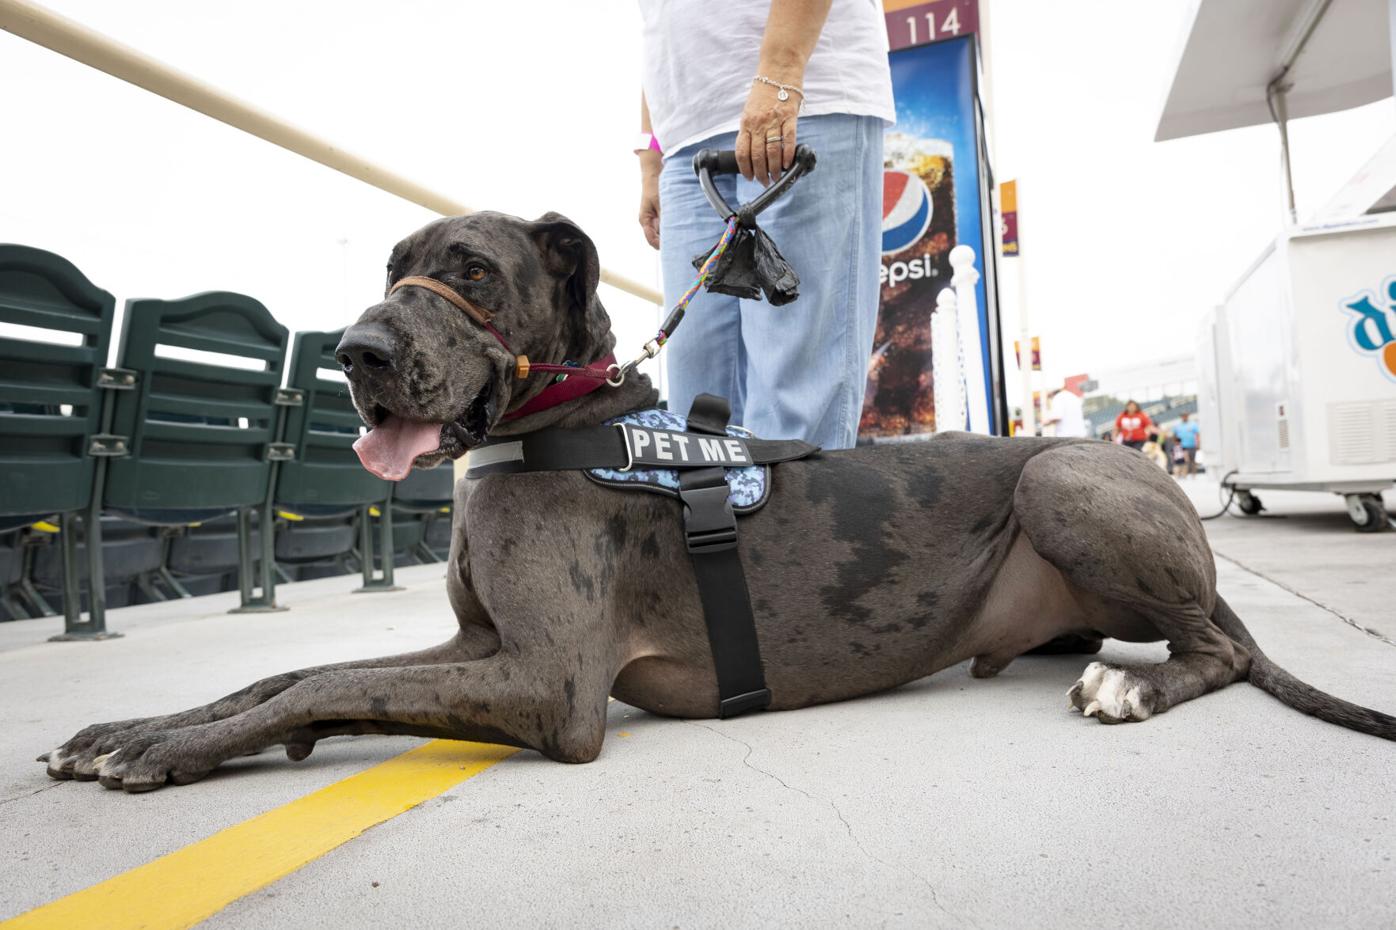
0, 244, 454, 637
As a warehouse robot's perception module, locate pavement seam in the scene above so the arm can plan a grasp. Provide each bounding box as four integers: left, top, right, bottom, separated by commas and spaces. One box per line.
684, 720, 975, 930
1214, 549, 1396, 649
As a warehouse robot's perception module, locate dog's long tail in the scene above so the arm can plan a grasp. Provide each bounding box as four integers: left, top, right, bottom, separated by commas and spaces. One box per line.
1212, 595, 1396, 741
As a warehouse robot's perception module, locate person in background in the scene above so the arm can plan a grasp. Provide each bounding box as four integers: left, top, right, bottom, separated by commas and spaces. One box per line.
1173, 411, 1200, 477
1140, 434, 1169, 471
1114, 400, 1155, 451
1164, 430, 1186, 474
1042, 384, 1088, 438
636, 0, 894, 449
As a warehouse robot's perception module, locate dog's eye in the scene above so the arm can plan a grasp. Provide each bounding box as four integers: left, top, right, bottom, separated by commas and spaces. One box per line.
465, 264, 488, 282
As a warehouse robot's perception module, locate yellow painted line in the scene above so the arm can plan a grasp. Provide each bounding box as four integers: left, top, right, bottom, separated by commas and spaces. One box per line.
1, 740, 517, 930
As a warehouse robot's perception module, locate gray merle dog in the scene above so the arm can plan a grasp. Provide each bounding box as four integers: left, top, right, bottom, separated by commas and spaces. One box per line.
39, 211, 1395, 792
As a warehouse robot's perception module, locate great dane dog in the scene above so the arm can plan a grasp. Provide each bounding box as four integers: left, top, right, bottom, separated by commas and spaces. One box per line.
40, 211, 1394, 791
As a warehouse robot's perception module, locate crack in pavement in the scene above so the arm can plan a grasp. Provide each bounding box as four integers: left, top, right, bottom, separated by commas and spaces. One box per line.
0, 781, 66, 808
686, 721, 976, 930
1214, 549, 1396, 649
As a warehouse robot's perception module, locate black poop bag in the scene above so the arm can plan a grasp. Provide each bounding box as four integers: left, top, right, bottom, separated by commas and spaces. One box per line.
691, 222, 800, 306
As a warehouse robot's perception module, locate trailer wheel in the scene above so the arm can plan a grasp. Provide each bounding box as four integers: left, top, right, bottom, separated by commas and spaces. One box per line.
1346, 493, 1389, 533
1235, 490, 1264, 516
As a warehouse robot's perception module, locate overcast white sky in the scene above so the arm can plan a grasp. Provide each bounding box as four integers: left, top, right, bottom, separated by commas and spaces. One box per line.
2, 0, 1393, 395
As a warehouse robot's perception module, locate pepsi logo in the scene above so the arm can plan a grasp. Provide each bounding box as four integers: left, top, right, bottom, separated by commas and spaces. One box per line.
881, 170, 933, 255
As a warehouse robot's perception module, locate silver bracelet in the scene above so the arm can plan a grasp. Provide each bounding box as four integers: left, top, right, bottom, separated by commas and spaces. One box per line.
753, 75, 805, 108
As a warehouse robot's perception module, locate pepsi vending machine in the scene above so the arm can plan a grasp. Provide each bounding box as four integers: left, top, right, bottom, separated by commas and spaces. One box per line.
859, 1, 1006, 440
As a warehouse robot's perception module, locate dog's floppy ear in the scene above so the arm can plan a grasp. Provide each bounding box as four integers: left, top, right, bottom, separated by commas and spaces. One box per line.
531, 212, 600, 312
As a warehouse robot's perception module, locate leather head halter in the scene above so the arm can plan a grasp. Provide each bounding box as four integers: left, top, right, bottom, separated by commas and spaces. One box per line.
389, 275, 519, 370
387, 275, 615, 422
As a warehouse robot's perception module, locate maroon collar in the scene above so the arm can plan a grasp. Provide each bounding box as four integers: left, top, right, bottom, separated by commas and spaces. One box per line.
501, 354, 616, 422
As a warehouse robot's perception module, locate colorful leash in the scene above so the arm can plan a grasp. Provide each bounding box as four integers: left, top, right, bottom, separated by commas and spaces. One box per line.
607, 216, 740, 386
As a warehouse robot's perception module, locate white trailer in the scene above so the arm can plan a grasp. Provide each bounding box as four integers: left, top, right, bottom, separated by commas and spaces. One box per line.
1162, 0, 1396, 531
1198, 214, 1396, 530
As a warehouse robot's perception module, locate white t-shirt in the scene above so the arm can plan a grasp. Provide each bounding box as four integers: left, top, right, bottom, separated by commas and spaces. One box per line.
640, 0, 896, 156
1046, 391, 1087, 438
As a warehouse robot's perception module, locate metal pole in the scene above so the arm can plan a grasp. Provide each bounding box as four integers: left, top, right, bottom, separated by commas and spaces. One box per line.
1389, 0, 1396, 107
979, 0, 1021, 436
378, 496, 396, 589
0, 0, 662, 305
1017, 286, 1036, 435
1011, 182, 1036, 436
1272, 84, 1299, 226
977, 0, 1001, 165
1264, 0, 1332, 228
49, 463, 122, 640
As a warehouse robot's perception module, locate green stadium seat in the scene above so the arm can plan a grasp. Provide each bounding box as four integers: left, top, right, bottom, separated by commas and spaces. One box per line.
274, 329, 396, 592
392, 462, 454, 563
32, 515, 166, 608
0, 245, 120, 636
276, 329, 388, 509
164, 511, 260, 596
99, 291, 292, 613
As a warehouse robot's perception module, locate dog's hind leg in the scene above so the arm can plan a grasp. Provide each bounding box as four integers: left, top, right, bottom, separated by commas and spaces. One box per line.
42, 626, 500, 780
1063, 605, 1250, 723
1013, 442, 1250, 724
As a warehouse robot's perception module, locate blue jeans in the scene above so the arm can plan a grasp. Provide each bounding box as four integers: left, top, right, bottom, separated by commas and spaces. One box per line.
659, 113, 884, 449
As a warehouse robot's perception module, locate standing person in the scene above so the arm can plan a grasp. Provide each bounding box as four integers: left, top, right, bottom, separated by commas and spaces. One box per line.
1174, 411, 1201, 477
637, 0, 895, 449
1042, 384, 1088, 438
1114, 400, 1155, 451
1165, 431, 1186, 474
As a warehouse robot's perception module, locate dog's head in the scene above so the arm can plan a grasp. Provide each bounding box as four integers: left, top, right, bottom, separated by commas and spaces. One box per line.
336, 211, 612, 480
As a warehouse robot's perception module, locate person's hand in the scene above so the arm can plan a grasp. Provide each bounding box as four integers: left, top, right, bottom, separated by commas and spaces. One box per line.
638, 150, 661, 250
736, 76, 801, 186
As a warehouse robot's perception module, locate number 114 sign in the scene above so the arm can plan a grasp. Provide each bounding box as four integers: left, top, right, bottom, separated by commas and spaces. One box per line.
883, 0, 979, 52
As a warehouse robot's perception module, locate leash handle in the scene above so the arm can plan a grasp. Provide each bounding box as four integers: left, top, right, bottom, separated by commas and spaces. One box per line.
693, 145, 817, 226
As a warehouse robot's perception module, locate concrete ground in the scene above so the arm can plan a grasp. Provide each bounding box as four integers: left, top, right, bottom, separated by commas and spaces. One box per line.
2, 480, 1393, 929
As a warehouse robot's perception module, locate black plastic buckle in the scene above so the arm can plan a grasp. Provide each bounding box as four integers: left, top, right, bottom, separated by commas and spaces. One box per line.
680, 482, 737, 553
719, 688, 772, 719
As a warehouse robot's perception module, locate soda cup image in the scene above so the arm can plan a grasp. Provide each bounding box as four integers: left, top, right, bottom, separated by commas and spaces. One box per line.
859, 133, 957, 440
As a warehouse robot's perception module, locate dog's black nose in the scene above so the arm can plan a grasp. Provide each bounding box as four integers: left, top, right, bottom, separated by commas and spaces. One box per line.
336, 324, 396, 376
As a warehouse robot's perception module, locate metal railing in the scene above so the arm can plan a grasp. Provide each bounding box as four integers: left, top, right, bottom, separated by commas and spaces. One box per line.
0, 0, 663, 305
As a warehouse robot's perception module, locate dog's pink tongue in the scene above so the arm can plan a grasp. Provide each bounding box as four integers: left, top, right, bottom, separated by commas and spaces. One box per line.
353, 416, 443, 481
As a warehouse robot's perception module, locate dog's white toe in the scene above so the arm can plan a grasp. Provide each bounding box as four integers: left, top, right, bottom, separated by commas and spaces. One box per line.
1070, 663, 1154, 722
1092, 668, 1147, 720
1080, 661, 1106, 689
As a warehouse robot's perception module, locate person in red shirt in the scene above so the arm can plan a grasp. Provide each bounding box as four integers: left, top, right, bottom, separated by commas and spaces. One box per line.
1114, 400, 1156, 450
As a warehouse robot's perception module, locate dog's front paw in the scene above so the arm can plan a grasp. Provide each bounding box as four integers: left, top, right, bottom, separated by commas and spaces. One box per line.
1067, 662, 1158, 724
89, 730, 221, 793
39, 716, 171, 781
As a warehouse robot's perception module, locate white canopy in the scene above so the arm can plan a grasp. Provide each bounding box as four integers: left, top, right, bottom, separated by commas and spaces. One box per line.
1156, 0, 1393, 142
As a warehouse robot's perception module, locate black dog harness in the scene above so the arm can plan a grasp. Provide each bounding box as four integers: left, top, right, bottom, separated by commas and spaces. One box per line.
466, 394, 818, 718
